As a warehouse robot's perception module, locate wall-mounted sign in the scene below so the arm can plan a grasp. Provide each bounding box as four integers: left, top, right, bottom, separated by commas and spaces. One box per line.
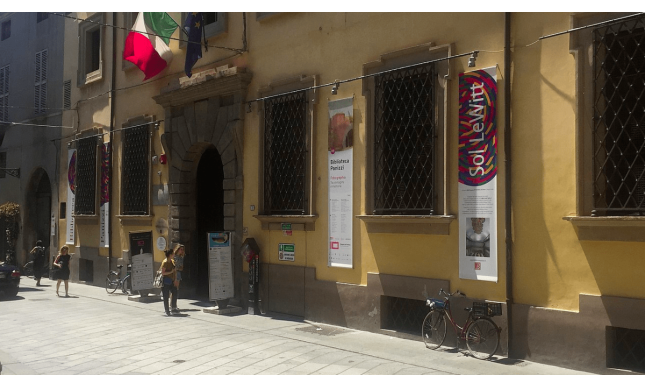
99, 142, 110, 248
458, 67, 498, 282
156, 236, 167, 251
328, 97, 353, 268
281, 223, 292, 236
278, 243, 295, 262
129, 231, 154, 291
208, 232, 234, 300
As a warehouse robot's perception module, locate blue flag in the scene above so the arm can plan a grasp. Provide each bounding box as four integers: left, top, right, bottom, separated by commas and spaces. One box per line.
184, 13, 203, 78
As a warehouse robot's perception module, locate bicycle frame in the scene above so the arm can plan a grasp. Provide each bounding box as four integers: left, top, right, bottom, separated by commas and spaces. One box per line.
439, 297, 476, 341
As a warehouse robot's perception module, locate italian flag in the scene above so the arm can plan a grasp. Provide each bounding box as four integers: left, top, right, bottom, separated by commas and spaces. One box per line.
124, 12, 178, 80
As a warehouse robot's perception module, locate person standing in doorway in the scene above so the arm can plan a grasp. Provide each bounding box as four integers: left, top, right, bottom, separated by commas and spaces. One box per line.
171, 244, 185, 313
53, 245, 71, 297
30, 240, 46, 286
160, 248, 177, 316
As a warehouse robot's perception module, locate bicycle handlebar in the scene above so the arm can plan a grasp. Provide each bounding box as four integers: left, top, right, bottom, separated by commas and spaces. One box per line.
439, 288, 467, 298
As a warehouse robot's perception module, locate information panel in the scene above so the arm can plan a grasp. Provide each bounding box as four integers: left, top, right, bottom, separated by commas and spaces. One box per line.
328, 97, 354, 268
458, 67, 498, 282
129, 231, 154, 291
208, 232, 234, 301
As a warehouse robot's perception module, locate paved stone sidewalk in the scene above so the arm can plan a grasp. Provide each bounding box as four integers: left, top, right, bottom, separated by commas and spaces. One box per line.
0, 278, 593, 375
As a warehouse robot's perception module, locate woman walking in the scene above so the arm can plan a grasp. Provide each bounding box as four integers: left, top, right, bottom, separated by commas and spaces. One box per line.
171, 244, 185, 313
53, 245, 71, 297
160, 248, 177, 316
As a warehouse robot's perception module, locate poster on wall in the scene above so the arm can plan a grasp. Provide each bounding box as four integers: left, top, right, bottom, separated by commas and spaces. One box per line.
129, 231, 154, 291
458, 67, 498, 282
208, 232, 234, 300
328, 97, 354, 268
65, 149, 76, 245
99, 142, 110, 248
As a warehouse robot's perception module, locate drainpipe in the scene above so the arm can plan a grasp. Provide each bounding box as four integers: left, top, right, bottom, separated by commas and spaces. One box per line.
108, 12, 117, 271
504, 12, 514, 356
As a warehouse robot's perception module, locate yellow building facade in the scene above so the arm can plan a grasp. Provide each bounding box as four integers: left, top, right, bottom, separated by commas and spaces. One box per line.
56, 12, 645, 373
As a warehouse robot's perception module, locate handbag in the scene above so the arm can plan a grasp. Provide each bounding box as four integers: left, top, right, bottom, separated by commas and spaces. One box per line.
153, 271, 163, 288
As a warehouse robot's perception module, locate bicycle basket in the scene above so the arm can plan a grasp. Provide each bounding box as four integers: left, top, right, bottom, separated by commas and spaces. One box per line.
427, 298, 446, 309
472, 302, 503, 317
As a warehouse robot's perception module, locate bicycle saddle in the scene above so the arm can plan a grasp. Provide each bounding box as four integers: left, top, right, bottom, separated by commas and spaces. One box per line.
116, 264, 123, 269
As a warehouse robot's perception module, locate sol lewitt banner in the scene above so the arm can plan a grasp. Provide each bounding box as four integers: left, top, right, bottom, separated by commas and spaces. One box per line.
458, 67, 498, 282
99, 142, 110, 248
328, 97, 353, 268
65, 149, 76, 245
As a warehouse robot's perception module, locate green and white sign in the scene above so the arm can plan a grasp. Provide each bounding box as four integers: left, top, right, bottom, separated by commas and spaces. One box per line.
278, 243, 295, 262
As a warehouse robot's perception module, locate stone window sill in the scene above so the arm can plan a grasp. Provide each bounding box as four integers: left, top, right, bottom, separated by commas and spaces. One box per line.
563, 216, 645, 242
254, 215, 318, 231
74, 214, 99, 225
118, 215, 154, 227
357, 215, 456, 235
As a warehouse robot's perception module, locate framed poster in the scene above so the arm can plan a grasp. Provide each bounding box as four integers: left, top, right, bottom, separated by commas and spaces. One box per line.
208, 232, 234, 301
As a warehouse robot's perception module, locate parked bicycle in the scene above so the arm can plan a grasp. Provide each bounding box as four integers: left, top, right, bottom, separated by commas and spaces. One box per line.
105, 264, 132, 294
422, 288, 502, 359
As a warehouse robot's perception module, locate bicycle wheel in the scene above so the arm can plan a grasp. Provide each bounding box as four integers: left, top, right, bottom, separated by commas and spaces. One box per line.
465, 317, 499, 359
105, 272, 120, 294
422, 310, 447, 350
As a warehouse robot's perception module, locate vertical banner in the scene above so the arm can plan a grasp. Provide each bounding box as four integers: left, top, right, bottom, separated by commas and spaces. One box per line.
458, 67, 498, 282
208, 232, 234, 300
328, 97, 354, 268
65, 149, 76, 245
129, 231, 153, 291
99, 142, 110, 248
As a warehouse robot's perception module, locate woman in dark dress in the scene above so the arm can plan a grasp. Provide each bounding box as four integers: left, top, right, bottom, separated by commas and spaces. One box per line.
53, 245, 71, 297
30, 240, 46, 286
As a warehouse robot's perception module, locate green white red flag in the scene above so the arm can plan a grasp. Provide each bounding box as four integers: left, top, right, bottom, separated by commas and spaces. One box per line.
123, 12, 178, 80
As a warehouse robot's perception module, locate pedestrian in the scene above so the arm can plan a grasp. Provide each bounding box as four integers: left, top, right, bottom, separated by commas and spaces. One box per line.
160, 248, 177, 316
53, 245, 71, 297
30, 240, 46, 286
171, 243, 185, 313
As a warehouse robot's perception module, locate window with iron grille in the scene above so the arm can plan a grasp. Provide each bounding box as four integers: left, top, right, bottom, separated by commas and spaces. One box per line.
0, 65, 8, 122
593, 15, 645, 215
373, 63, 436, 215
607, 326, 645, 372
263, 91, 307, 214
34, 50, 47, 115
122, 124, 149, 215
381, 296, 427, 335
75, 137, 97, 215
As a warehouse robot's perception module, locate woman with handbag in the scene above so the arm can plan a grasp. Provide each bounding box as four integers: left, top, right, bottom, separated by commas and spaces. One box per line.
53, 245, 71, 297
160, 249, 177, 316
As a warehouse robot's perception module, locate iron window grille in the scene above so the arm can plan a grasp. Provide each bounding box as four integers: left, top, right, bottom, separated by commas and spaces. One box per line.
0, 65, 8, 122
63, 80, 71, 110
263, 91, 308, 215
122, 124, 149, 215
373, 62, 436, 215
75, 137, 97, 215
593, 15, 645, 215
382, 296, 427, 335
607, 326, 645, 372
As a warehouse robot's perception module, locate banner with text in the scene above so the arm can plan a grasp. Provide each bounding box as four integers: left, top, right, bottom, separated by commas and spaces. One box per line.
129, 231, 153, 291
100, 142, 110, 248
208, 232, 234, 300
65, 149, 76, 245
328, 97, 354, 268
458, 67, 498, 282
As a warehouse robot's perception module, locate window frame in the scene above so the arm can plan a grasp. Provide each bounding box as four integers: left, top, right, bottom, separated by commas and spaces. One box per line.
180, 12, 227, 49
358, 42, 455, 234
1, 20, 10, 41
254, 75, 318, 230
120, 116, 153, 217
565, 12, 645, 241
77, 13, 104, 87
